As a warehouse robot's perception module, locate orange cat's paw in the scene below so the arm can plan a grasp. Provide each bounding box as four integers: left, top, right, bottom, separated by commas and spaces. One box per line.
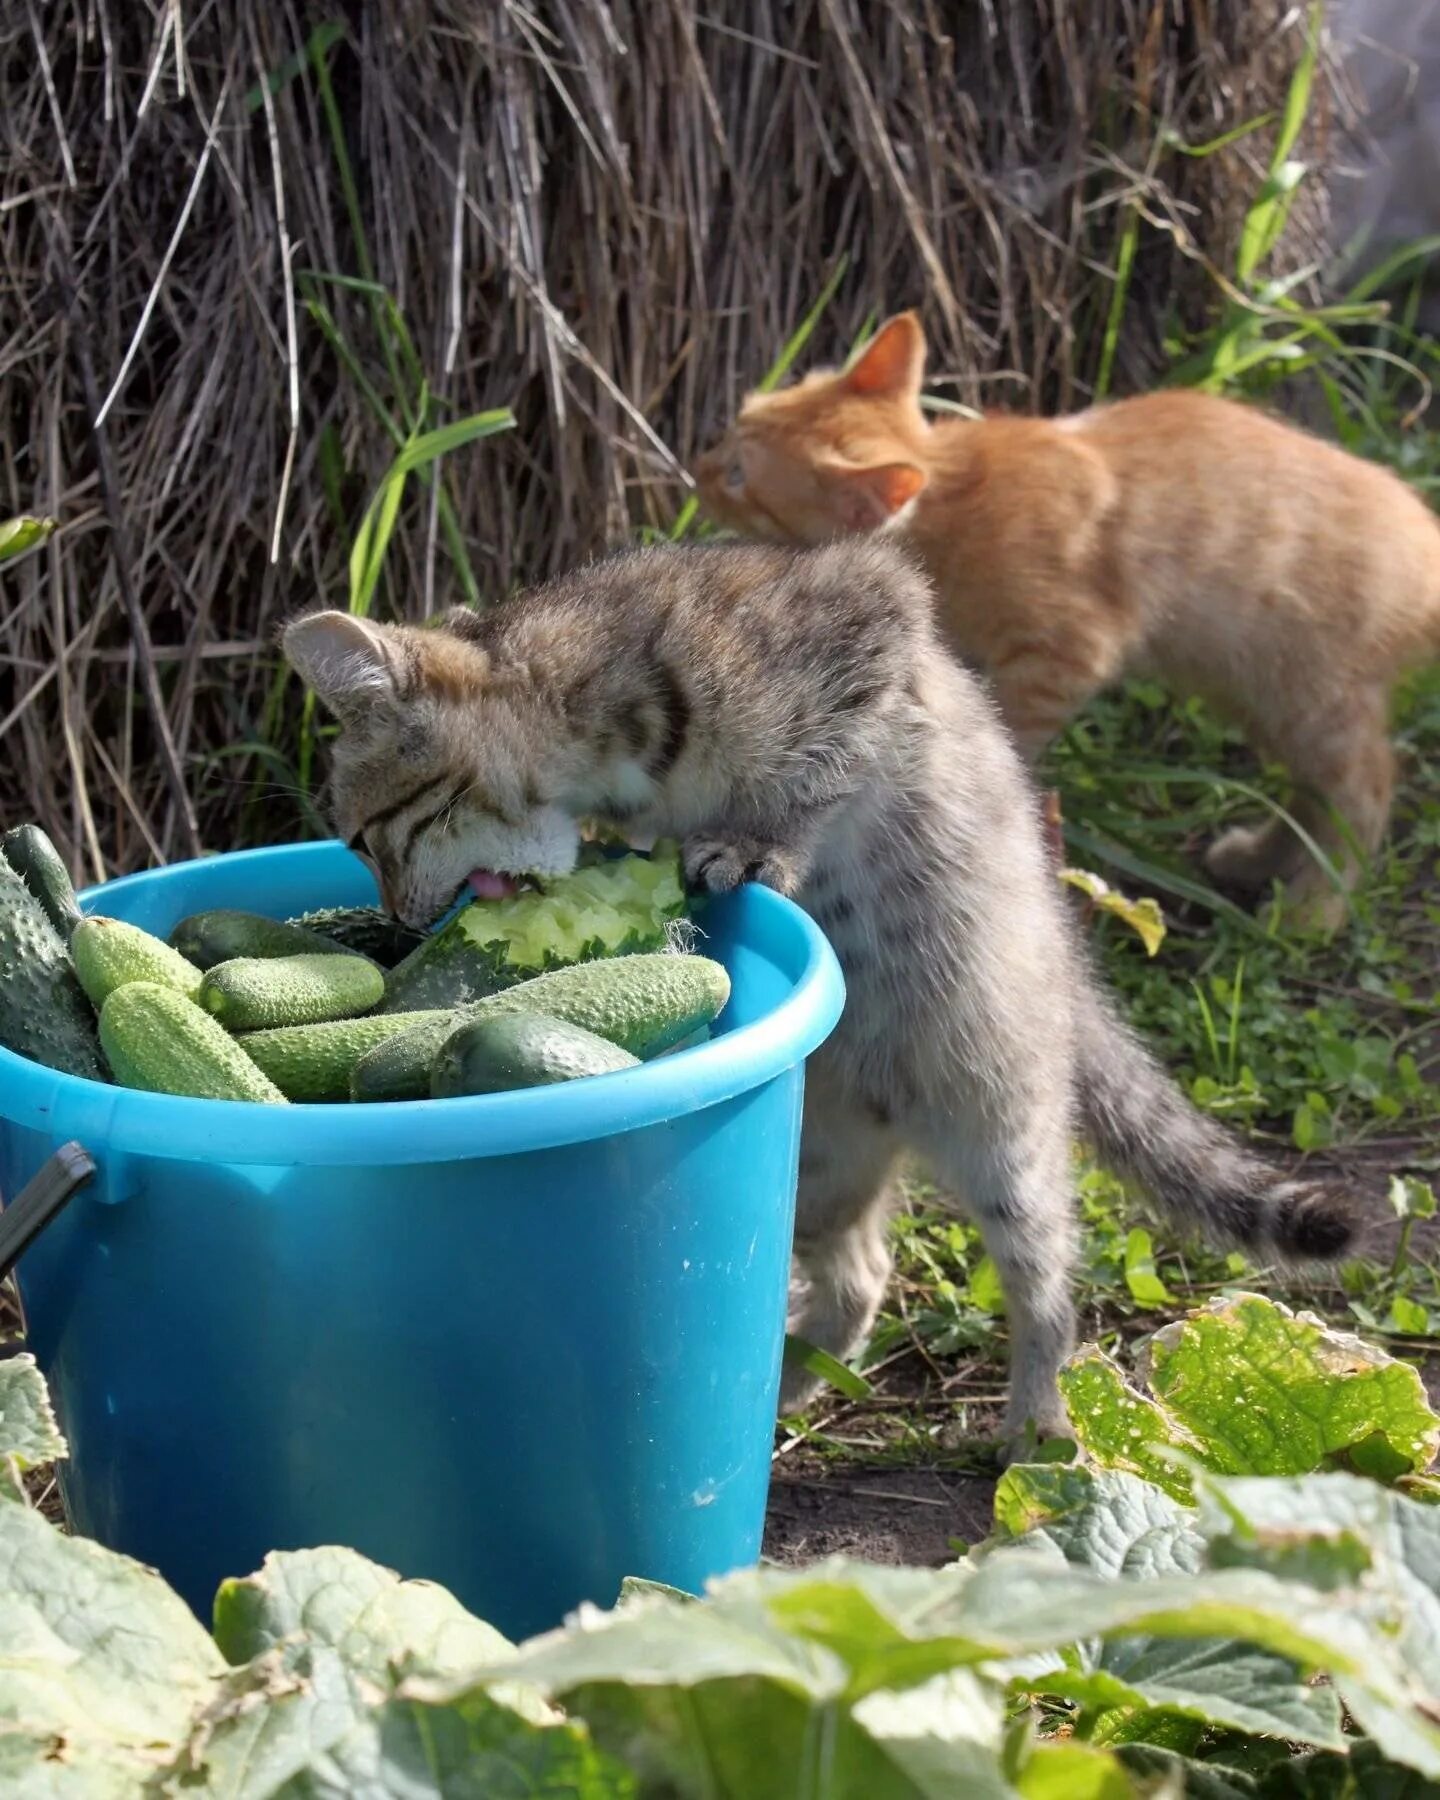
1204, 822, 1288, 889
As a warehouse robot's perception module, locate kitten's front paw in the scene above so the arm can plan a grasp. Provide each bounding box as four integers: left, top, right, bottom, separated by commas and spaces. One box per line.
682, 835, 802, 896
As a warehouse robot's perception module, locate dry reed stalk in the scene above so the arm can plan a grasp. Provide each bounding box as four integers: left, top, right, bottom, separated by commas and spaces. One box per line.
0, 1, 1332, 874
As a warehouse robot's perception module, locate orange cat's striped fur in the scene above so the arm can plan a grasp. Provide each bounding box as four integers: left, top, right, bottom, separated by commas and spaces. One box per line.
696, 312, 1440, 928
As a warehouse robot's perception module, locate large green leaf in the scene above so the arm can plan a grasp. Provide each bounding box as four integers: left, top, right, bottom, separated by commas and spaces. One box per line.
1260, 1739, 1440, 1797
0, 1356, 66, 1502
1060, 1295, 1440, 1502
1142, 1295, 1440, 1480
1056, 1348, 1199, 1502
212, 1545, 513, 1682
988, 1467, 1343, 1748
990, 1465, 1205, 1580
0, 1501, 222, 1760
168, 1639, 626, 1798
0, 1728, 157, 1797
1016, 1740, 1146, 1798
1118, 1744, 1260, 1798
1198, 1471, 1440, 1699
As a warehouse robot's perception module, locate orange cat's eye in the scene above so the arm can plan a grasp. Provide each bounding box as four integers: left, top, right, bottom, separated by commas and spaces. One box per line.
725, 460, 745, 493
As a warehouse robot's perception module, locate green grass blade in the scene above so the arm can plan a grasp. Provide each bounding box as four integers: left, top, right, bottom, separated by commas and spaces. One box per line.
783, 1335, 873, 1402
1095, 206, 1140, 399
758, 253, 850, 393
243, 20, 344, 115
388, 409, 515, 479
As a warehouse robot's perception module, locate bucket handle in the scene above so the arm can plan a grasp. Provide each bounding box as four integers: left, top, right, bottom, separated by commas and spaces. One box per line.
0, 1142, 95, 1358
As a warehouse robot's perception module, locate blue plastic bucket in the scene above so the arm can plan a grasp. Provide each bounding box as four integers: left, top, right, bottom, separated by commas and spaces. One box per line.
0, 841, 843, 1638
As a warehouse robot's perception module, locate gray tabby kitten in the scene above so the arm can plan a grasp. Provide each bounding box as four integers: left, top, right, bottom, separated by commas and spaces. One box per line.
284, 541, 1359, 1448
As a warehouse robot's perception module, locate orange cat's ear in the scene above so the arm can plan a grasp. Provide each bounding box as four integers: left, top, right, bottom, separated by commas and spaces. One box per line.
825, 461, 928, 531
283, 611, 404, 716
843, 313, 926, 399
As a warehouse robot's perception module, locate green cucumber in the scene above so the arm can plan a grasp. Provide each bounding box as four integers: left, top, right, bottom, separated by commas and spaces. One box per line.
239, 1009, 452, 1102
73, 916, 204, 1007
170, 909, 348, 970
432, 1012, 639, 1097
353, 952, 729, 1102
286, 906, 426, 966
0, 825, 84, 940
379, 847, 688, 1013
99, 983, 287, 1103
0, 856, 107, 1080
200, 952, 384, 1032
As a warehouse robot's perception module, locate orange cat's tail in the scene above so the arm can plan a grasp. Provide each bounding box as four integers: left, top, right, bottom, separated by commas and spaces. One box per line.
1074, 978, 1365, 1263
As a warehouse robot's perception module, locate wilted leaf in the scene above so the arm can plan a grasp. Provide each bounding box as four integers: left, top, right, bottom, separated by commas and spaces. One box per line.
1060, 867, 1166, 956
212, 1545, 513, 1684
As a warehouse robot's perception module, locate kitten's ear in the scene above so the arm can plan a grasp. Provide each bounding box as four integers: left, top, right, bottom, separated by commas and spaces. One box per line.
843, 313, 926, 399
283, 611, 404, 716
824, 461, 928, 531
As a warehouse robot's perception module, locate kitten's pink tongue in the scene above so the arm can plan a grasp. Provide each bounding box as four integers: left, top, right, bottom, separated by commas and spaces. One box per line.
467, 868, 519, 901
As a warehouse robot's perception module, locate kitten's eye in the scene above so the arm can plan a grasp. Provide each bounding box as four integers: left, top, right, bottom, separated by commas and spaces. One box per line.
725, 460, 745, 494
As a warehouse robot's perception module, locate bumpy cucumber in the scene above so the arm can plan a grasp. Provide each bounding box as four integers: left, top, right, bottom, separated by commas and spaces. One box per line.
170, 909, 347, 970
73, 916, 204, 1007
0, 825, 84, 940
432, 1012, 639, 1097
200, 952, 384, 1032
239, 1009, 451, 1102
98, 983, 287, 1103
353, 953, 729, 1102
286, 907, 426, 967
0, 856, 107, 1080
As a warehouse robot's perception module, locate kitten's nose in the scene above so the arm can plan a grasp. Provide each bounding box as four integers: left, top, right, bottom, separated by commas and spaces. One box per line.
693, 446, 722, 484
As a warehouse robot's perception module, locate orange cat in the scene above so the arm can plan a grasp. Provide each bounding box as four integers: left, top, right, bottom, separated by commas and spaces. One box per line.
695, 313, 1440, 928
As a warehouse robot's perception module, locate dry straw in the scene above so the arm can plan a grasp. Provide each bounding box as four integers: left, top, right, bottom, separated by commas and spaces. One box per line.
1, 2, 1330, 875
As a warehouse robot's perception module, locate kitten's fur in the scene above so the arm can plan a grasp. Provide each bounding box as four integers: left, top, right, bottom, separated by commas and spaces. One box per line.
284, 543, 1360, 1445
695, 313, 1440, 930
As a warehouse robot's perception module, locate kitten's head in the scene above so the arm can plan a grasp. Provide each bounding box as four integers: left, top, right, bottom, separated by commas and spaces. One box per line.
283, 611, 581, 926
694, 311, 931, 544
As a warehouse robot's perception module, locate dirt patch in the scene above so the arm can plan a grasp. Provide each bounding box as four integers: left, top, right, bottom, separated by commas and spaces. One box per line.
764, 1467, 994, 1568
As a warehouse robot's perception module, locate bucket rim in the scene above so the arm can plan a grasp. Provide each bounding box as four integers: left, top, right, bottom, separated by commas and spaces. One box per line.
0, 841, 846, 1166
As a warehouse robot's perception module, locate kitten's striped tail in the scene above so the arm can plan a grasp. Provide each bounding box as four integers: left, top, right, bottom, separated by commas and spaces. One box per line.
1073, 978, 1363, 1262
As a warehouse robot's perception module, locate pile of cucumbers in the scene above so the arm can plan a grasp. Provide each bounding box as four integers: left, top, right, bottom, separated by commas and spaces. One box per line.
0, 826, 729, 1106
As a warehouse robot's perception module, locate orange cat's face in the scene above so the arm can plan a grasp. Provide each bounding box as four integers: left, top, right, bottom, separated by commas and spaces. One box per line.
694, 312, 933, 543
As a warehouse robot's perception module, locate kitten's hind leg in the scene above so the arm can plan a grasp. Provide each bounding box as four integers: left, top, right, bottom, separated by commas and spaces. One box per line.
780, 1085, 901, 1415
914, 1112, 1078, 1455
